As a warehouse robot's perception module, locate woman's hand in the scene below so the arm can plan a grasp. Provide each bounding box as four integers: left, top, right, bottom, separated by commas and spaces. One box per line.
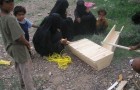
60, 38, 70, 45
76, 18, 81, 23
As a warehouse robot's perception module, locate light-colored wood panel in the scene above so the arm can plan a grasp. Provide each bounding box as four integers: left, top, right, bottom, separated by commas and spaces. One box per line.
68, 38, 114, 71
102, 25, 124, 52
116, 81, 127, 90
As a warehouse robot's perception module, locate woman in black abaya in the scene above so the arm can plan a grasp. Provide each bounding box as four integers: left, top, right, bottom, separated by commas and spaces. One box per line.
74, 0, 97, 35
50, 0, 74, 40
33, 14, 68, 56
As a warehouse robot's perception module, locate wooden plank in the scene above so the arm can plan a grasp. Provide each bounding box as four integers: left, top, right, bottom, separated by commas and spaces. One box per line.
103, 25, 116, 42
102, 42, 140, 53
116, 81, 127, 90
102, 31, 120, 51
68, 39, 114, 70
102, 25, 124, 52
69, 39, 89, 49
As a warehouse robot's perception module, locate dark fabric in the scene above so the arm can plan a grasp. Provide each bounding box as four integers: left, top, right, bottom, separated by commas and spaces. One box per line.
50, 0, 74, 40
75, 0, 87, 18
132, 11, 140, 25
74, 0, 97, 35
19, 22, 29, 41
50, 0, 69, 19
33, 14, 64, 56
61, 17, 74, 40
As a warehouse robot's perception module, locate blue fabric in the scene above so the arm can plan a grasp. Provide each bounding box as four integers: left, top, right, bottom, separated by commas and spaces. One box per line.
25, 19, 32, 28
18, 18, 32, 28
18, 19, 32, 41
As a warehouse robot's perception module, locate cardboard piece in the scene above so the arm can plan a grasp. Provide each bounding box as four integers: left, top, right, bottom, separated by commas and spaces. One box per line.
68, 39, 114, 71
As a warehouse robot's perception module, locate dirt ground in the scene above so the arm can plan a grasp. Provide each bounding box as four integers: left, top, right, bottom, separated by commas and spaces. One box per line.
0, 0, 140, 90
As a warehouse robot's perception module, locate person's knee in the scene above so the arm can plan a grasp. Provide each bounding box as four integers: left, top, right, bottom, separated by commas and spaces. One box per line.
131, 57, 140, 73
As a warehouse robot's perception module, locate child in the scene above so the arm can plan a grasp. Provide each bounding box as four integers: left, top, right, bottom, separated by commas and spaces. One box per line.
129, 12, 140, 74
13, 6, 38, 41
14, 6, 38, 57
96, 9, 108, 34
130, 58, 140, 74
0, 0, 36, 90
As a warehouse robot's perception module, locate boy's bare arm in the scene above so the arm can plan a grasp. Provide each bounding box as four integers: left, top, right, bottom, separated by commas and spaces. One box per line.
135, 43, 140, 49
17, 35, 30, 50
130, 43, 140, 50
32, 24, 39, 28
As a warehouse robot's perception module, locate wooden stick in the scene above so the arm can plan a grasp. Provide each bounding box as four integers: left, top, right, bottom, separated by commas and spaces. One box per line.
119, 26, 124, 33
107, 74, 123, 90
116, 81, 127, 90
101, 42, 140, 53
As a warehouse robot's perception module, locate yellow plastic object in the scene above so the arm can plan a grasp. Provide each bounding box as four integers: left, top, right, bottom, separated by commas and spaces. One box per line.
0, 60, 11, 65
44, 53, 72, 70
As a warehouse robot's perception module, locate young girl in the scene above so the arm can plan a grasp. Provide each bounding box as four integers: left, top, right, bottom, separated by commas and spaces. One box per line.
96, 9, 108, 34
0, 0, 35, 90
13, 6, 38, 41
14, 6, 38, 57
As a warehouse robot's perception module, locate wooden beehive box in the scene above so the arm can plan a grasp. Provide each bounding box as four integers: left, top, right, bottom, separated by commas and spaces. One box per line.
68, 38, 114, 71
102, 25, 124, 51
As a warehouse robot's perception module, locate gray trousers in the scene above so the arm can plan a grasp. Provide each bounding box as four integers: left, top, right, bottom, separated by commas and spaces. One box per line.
15, 60, 36, 90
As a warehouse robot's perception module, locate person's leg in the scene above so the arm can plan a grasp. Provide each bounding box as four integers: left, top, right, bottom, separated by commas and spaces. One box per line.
19, 60, 36, 90
15, 62, 25, 89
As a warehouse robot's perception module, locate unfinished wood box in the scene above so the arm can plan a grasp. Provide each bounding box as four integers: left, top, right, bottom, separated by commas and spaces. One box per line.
68, 39, 114, 71
102, 25, 124, 51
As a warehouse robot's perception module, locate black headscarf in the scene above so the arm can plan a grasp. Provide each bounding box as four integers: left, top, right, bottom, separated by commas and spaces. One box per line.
132, 11, 140, 24
75, 0, 87, 18
50, 0, 69, 19
74, 0, 97, 35
33, 13, 63, 56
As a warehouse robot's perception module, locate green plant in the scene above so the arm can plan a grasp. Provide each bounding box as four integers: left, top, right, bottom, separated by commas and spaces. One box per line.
84, 0, 140, 59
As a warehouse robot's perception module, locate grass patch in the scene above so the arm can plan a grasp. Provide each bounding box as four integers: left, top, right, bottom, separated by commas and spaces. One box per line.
79, 0, 140, 60
87, 0, 140, 45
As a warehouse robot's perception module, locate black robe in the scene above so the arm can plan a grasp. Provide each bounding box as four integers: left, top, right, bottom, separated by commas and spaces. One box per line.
33, 14, 64, 56
50, 0, 74, 40
74, 0, 97, 35
132, 11, 140, 25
